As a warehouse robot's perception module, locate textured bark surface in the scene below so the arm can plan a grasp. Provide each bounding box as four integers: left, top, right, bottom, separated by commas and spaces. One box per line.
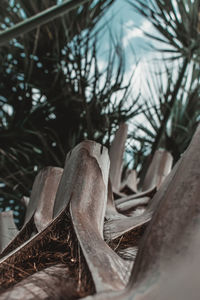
0, 210, 65, 273
104, 210, 152, 240
120, 170, 138, 194
116, 197, 149, 213
68, 141, 131, 292
34, 167, 63, 232
115, 187, 156, 206
105, 179, 127, 220
109, 123, 128, 192
142, 150, 173, 191
24, 167, 62, 226
0, 264, 78, 300
83, 124, 200, 300
0, 167, 63, 258
129, 124, 200, 287
1, 124, 199, 300
0, 211, 18, 254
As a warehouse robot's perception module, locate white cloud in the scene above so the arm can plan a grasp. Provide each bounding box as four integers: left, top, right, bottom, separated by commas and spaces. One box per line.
122, 28, 143, 48
122, 19, 154, 48
124, 20, 135, 28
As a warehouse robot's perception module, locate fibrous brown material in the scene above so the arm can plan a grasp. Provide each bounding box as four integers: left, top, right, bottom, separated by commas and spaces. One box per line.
1, 123, 199, 300
64, 141, 131, 292
0, 167, 63, 258
0, 208, 95, 297
0, 138, 138, 297
104, 210, 152, 241
83, 125, 200, 300
0, 264, 79, 300
128, 124, 200, 292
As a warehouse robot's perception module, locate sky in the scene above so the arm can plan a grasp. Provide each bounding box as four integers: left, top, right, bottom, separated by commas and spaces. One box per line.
105, 0, 151, 55
2, 0, 190, 136
101, 1, 155, 58
94, 0, 188, 162
2, 0, 185, 130
2, 0, 156, 118
96, 0, 162, 100
96, 0, 188, 120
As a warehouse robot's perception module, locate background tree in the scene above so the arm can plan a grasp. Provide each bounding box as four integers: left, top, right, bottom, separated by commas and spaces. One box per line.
0, 0, 200, 226
0, 0, 141, 226
127, 0, 200, 178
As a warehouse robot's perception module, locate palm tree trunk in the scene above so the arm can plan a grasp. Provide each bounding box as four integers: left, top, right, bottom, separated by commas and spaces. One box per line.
0, 264, 79, 300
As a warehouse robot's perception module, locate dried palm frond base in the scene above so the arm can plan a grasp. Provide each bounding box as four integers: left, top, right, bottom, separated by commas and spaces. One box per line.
0, 217, 37, 259
0, 209, 147, 299
0, 208, 95, 299
108, 224, 147, 260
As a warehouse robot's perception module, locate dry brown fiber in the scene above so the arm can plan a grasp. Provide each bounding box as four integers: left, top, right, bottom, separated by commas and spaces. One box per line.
0, 122, 200, 300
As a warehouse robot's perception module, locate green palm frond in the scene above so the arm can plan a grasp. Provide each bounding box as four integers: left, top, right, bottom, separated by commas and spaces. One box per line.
129, 0, 200, 61
128, 0, 200, 158
0, 0, 90, 45
129, 60, 200, 169
0, 1, 143, 225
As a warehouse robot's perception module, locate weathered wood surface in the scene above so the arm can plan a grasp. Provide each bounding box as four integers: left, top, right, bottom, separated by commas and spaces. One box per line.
0, 211, 18, 254
104, 210, 152, 241
67, 141, 131, 292
115, 186, 156, 206
142, 149, 173, 191
34, 167, 63, 232
1, 122, 200, 299
0, 264, 77, 300
20, 196, 30, 208
126, 124, 200, 290
0, 167, 63, 258
109, 123, 128, 193
0, 208, 65, 269
84, 124, 200, 300
0, 140, 132, 296
120, 170, 137, 194
116, 197, 149, 213
26, 166, 63, 231
105, 179, 127, 220
117, 247, 138, 262
104, 153, 180, 244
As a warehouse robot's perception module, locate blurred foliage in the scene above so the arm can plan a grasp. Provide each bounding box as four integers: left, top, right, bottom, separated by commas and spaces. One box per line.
0, 0, 200, 226
127, 0, 200, 175
129, 0, 200, 60
0, 0, 142, 226
128, 61, 200, 172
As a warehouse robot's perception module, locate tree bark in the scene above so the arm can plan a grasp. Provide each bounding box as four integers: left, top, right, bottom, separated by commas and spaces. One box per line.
0, 264, 78, 300
142, 150, 173, 191
109, 123, 128, 193
0, 211, 18, 254
84, 123, 200, 300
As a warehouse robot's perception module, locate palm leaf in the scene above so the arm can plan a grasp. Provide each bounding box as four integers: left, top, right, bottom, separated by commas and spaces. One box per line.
129, 0, 200, 61
0, 0, 90, 45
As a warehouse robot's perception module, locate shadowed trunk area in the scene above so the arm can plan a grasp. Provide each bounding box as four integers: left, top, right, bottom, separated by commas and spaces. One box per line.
0, 123, 200, 299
